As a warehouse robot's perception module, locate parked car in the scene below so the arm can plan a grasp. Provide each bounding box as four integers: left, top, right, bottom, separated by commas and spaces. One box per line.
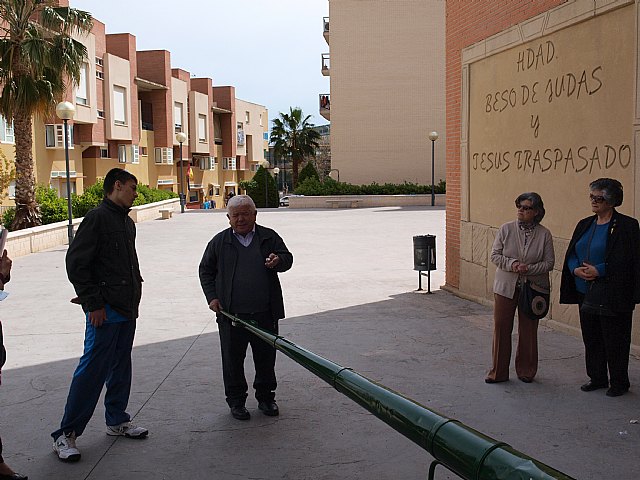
279, 195, 303, 207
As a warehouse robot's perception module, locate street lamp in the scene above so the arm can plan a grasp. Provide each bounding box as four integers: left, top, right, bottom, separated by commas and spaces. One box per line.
428, 131, 439, 207
56, 101, 75, 244
261, 160, 270, 208
176, 132, 187, 213
273, 167, 280, 201
329, 168, 340, 183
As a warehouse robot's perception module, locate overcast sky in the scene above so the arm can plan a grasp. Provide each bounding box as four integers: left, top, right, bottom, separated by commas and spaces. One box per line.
76, 0, 330, 128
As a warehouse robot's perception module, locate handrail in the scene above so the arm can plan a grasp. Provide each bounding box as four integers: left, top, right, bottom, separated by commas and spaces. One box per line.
221, 311, 576, 480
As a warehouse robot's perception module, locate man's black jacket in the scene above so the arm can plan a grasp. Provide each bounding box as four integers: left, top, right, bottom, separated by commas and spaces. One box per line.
66, 198, 143, 320
199, 224, 293, 320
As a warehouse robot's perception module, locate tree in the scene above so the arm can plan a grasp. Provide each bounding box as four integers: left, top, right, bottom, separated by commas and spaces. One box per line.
0, 1, 93, 230
270, 107, 320, 188
244, 166, 278, 208
298, 161, 319, 185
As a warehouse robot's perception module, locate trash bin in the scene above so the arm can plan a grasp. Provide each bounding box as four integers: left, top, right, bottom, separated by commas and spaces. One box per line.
413, 235, 436, 271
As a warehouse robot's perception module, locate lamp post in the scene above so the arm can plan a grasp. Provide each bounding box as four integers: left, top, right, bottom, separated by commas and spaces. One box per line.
273, 167, 280, 200
176, 132, 187, 213
261, 160, 270, 208
329, 168, 340, 183
428, 131, 439, 207
56, 101, 76, 244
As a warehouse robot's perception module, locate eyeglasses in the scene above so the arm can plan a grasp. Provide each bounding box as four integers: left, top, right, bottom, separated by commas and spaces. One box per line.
589, 194, 606, 204
516, 205, 534, 211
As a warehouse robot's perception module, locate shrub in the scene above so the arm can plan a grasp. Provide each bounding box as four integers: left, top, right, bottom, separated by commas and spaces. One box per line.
294, 178, 446, 196
244, 167, 278, 208
298, 162, 320, 185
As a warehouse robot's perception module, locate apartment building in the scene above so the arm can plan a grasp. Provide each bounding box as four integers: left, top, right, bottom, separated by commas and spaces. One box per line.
322, 0, 446, 186
0, 6, 268, 210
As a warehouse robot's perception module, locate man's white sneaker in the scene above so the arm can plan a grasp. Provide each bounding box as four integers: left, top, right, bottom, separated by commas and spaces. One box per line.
106, 422, 148, 438
53, 431, 81, 462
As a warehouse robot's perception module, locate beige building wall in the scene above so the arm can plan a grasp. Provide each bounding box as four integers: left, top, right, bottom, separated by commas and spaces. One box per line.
171, 77, 189, 150
456, 0, 640, 348
104, 53, 132, 141
72, 31, 98, 126
235, 99, 268, 169
328, 0, 446, 185
189, 91, 209, 155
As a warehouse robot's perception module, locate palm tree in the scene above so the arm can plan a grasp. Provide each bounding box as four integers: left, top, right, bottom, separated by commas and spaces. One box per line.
0, 0, 93, 229
270, 107, 320, 189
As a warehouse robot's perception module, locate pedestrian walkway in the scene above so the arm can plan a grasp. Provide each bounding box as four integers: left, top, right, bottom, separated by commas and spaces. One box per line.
0, 206, 637, 479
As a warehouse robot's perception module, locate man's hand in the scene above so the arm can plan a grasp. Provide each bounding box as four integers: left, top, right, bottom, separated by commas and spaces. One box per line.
265, 253, 280, 269
89, 308, 107, 327
575, 262, 599, 281
209, 299, 221, 313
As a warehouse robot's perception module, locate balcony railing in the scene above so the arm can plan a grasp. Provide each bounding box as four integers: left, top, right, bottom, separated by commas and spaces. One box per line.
321, 53, 330, 76
319, 94, 330, 121
323, 16, 329, 44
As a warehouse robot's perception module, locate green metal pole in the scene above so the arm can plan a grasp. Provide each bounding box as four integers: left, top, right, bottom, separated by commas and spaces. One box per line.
221, 311, 575, 480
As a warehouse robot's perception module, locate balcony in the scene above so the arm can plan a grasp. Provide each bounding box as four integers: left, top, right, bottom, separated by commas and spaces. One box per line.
321, 53, 330, 76
319, 94, 330, 121
323, 16, 329, 44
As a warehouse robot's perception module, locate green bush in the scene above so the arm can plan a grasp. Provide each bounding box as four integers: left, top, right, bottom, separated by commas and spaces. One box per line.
244, 167, 278, 208
1, 181, 179, 231
294, 178, 446, 196
298, 162, 320, 185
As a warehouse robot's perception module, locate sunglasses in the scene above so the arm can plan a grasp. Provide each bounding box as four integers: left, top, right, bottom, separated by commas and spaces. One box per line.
589, 194, 606, 204
516, 205, 534, 211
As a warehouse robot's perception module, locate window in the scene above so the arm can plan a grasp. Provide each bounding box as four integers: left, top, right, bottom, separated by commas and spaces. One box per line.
76, 63, 88, 105
113, 86, 127, 125
0, 116, 14, 144
45, 124, 73, 148
8, 181, 15, 199
140, 146, 147, 156
118, 145, 139, 164
97, 110, 105, 119
95, 56, 103, 67
96, 71, 104, 80
263, 132, 269, 141
214, 186, 220, 196
260, 113, 263, 126
174, 102, 183, 133
245, 111, 250, 124
236, 123, 245, 146
222, 157, 236, 170
100, 147, 109, 158
198, 114, 207, 143
199, 156, 215, 170
154, 147, 174, 165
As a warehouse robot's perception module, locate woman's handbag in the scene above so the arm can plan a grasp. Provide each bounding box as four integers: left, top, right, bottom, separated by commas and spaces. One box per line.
519, 280, 550, 320
580, 279, 616, 317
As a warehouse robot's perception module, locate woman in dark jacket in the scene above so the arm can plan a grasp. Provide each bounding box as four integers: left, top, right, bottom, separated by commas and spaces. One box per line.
0, 250, 28, 479
560, 178, 640, 397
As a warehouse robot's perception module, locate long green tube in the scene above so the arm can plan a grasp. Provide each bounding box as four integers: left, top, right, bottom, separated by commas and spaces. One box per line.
222, 311, 575, 480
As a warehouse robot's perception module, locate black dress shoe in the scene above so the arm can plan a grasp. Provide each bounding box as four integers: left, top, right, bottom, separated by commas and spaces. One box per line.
0, 473, 28, 480
580, 381, 608, 392
230, 405, 250, 420
606, 386, 629, 397
258, 400, 279, 416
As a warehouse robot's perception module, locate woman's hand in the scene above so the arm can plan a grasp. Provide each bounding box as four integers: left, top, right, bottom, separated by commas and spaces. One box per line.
515, 263, 529, 274
574, 263, 598, 281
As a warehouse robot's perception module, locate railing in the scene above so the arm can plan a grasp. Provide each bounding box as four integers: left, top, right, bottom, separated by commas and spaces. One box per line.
221, 311, 575, 480
319, 94, 330, 112
321, 53, 330, 74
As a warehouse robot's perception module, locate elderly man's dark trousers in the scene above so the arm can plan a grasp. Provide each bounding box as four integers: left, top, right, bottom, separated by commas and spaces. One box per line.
218, 311, 277, 407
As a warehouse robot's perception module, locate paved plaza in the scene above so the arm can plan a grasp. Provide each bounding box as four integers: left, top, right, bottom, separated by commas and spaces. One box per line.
0, 206, 638, 479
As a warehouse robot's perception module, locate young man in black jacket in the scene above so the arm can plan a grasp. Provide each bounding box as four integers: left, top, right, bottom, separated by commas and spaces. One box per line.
199, 195, 293, 420
52, 168, 148, 462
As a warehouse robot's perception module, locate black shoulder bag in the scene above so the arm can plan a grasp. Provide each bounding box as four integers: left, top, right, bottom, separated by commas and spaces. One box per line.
517, 227, 550, 320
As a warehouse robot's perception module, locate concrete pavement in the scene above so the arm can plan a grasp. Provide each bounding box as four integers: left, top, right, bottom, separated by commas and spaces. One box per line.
0, 206, 638, 479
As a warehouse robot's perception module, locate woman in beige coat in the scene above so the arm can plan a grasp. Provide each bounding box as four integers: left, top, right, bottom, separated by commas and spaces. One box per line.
486, 193, 555, 384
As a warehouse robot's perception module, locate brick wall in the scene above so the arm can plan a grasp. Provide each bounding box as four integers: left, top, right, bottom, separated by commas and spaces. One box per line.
444, 0, 566, 289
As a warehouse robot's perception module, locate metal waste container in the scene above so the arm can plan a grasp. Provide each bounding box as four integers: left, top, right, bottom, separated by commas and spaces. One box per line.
413, 235, 436, 271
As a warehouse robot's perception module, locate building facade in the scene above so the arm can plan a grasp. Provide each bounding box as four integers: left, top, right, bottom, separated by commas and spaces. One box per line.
0, 4, 268, 210
322, 0, 446, 186
445, 0, 640, 348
